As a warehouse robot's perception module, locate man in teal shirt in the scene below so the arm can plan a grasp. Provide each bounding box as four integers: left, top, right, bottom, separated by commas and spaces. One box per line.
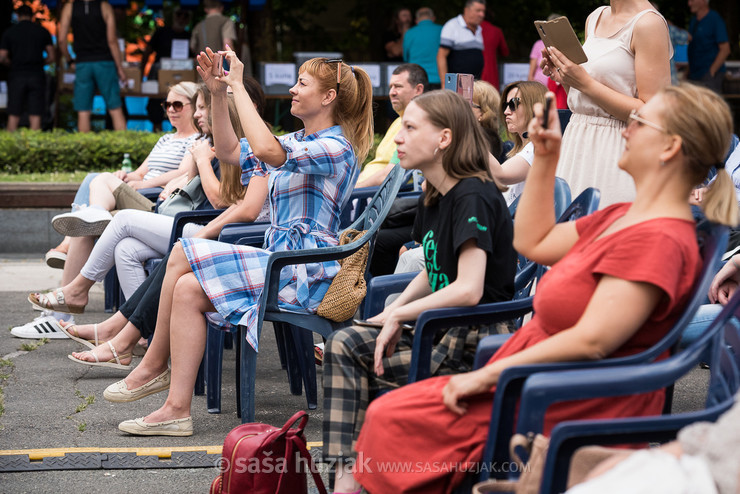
403, 7, 442, 88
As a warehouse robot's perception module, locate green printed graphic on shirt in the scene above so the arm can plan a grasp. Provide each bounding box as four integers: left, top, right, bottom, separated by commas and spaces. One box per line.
467, 216, 488, 231
422, 229, 450, 291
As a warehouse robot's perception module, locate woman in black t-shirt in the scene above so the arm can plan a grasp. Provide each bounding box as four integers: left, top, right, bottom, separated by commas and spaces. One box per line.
322, 89, 517, 494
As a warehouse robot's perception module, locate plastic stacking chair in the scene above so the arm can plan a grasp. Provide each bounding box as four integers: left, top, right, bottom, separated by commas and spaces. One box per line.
223, 164, 406, 422
530, 290, 740, 493
472, 219, 727, 489
406, 187, 599, 384
361, 178, 573, 320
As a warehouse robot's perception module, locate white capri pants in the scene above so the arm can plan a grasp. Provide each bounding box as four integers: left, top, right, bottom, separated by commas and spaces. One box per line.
79, 209, 203, 299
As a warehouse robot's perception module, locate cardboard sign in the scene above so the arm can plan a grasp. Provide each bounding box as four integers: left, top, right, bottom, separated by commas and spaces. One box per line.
264, 63, 296, 86
353, 64, 381, 88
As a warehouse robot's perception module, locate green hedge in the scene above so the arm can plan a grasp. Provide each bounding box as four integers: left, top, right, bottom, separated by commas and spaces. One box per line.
0, 128, 383, 174
0, 129, 164, 174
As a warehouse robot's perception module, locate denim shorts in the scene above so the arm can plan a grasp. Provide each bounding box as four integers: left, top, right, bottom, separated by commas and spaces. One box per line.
73, 61, 122, 111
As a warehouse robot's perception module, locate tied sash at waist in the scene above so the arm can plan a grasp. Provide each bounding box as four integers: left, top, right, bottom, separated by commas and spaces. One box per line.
267, 222, 339, 308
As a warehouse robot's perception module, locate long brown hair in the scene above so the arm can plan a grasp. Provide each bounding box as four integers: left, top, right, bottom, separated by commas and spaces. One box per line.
661, 84, 738, 226
411, 90, 497, 206
299, 58, 374, 163
499, 81, 547, 156
197, 80, 258, 206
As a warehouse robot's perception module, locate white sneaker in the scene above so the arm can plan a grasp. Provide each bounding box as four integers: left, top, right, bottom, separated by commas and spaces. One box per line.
11, 313, 71, 339
52, 208, 112, 237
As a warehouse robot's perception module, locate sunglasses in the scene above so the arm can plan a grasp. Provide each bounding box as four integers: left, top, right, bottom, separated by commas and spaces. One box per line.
324, 58, 343, 93
627, 109, 667, 133
161, 101, 191, 112
503, 97, 521, 113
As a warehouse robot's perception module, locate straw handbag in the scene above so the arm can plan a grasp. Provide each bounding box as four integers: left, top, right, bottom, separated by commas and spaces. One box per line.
317, 229, 370, 322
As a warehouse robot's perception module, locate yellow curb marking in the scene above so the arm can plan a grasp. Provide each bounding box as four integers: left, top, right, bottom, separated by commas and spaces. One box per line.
1, 442, 324, 460
0, 446, 223, 460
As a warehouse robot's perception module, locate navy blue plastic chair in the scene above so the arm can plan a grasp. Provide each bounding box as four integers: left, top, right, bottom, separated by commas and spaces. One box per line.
406, 187, 599, 385
532, 290, 740, 493
361, 178, 572, 320
474, 219, 727, 487
223, 164, 406, 422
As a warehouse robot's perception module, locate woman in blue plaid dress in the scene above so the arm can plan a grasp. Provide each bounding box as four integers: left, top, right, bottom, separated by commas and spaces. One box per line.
102, 48, 374, 436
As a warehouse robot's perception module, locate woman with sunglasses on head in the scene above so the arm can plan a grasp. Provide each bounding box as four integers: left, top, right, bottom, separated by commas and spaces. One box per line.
353, 84, 737, 493
96, 48, 373, 436
487, 80, 547, 205
324, 90, 517, 494
540, 0, 672, 207
23, 82, 201, 332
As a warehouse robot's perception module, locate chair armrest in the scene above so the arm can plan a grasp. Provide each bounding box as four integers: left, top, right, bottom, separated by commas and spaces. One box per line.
362, 272, 418, 319
542, 403, 731, 493
168, 209, 225, 247
474, 334, 512, 370
408, 297, 534, 383
261, 233, 377, 313
218, 222, 271, 246
515, 334, 714, 436
137, 187, 164, 201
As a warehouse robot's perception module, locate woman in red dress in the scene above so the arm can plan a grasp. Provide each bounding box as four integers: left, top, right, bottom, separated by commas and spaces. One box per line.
354, 84, 738, 494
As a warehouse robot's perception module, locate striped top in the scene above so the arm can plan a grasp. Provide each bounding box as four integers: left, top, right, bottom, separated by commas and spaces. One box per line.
440, 14, 484, 78
142, 132, 199, 181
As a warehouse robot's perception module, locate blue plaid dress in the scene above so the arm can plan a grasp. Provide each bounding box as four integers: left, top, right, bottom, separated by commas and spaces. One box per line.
181, 126, 359, 351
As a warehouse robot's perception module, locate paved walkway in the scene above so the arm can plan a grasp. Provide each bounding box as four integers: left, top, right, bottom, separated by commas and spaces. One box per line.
0, 256, 712, 493
0, 256, 324, 493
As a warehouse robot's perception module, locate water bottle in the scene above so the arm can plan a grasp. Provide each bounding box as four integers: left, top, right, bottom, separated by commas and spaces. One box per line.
121, 153, 132, 173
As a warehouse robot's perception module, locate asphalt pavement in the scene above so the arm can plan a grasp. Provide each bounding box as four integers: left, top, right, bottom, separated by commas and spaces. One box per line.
0, 255, 712, 493
0, 255, 324, 493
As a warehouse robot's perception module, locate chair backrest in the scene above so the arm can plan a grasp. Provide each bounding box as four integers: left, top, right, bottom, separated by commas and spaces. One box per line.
558, 109, 572, 134
507, 177, 572, 220
706, 294, 740, 409
257, 164, 406, 326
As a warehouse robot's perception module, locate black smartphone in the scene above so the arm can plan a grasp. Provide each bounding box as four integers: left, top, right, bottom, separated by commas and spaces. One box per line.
542, 95, 553, 129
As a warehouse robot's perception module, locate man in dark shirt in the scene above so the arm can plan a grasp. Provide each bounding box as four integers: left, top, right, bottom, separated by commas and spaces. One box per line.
0, 5, 54, 131
437, 0, 486, 81
58, 0, 127, 132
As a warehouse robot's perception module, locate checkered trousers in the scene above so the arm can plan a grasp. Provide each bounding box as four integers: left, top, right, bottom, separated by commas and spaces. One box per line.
322, 321, 512, 461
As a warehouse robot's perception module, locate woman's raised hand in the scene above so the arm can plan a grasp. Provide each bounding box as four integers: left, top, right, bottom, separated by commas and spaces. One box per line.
216, 45, 244, 88
196, 48, 228, 94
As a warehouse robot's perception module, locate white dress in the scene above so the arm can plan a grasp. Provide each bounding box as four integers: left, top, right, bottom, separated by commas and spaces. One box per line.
556, 7, 670, 207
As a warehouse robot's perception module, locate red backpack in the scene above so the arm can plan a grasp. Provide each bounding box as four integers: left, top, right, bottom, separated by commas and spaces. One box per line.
210, 411, 327, 494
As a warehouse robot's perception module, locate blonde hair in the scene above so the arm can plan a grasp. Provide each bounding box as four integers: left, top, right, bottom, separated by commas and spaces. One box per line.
299, 58, 374, 163
473, 80, 501, 132
168, 81, 200, 131
661, 84, 738, 226
411, 90, 497, 207
499, 81, 547, 156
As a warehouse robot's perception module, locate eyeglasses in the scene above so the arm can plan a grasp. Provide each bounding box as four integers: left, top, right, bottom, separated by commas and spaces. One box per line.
161, 101, 191, 112
627, 109, 667, 133
324, 58, 343, 93
503, 97, 521, 113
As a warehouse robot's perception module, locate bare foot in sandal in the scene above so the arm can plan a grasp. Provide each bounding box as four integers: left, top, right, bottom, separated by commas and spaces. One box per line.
59, 314, 127, 346
70, 340, 134, 369
28, 273, 98, 314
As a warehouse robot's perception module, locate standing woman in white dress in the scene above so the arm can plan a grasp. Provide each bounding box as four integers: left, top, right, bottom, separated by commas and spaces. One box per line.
541, 0, 672, 206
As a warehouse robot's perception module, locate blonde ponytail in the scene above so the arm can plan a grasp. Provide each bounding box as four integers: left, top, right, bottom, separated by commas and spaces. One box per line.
298, 58, 375, 164
702, 169, 739, 226
661, 84, 738, 227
